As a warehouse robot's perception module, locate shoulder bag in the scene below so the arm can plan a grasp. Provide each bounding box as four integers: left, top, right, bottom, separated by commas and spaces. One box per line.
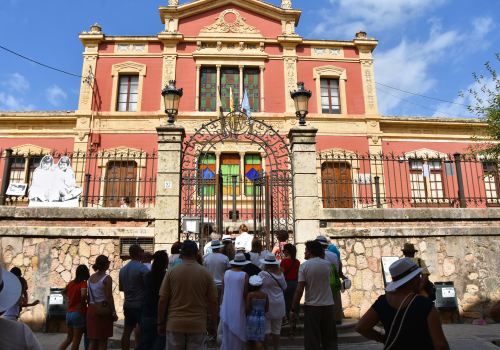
88, 278, 112, 317
266, 271, 285, 294
284, 259, 296, 277
418, 259, 436, 301
330, 263, 342, 293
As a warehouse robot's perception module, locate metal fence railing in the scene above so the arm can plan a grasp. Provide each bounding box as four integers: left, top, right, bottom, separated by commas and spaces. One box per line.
317, 150, 500, 209
0, 148, 157, 208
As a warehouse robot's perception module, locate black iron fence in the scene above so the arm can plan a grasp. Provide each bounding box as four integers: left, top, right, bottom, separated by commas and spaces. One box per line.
317, 150, 500, 209
0, 148, 157, 208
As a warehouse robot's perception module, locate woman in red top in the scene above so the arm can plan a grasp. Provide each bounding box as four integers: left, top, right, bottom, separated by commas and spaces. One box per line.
280, 244, 300, 339
59, 265, 90, 350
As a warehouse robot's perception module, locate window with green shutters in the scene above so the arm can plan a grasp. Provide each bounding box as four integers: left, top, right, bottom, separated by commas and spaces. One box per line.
220, 68, 240, 112
243, 69, 260, 112
199, 154, 216, 195
221, 154, 240, 195
244, 154, 261, 195
200, 68, 217, 112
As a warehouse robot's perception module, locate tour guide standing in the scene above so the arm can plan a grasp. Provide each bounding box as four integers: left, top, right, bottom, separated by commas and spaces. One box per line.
291, 240, 338, 350
402, 243, 430, 297
158, 240, 218, 349
119, 244, 150, 350
203, 239, 231, 307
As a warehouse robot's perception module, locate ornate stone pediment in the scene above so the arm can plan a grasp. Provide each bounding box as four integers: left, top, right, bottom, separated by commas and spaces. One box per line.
313, 65, 347, 81
316, 148, 360, 169
98, 147, 147, 167
200, 9, 261, 35
111, 61, 147, 77
7, 144, 52, 156
403, 148, 448, 160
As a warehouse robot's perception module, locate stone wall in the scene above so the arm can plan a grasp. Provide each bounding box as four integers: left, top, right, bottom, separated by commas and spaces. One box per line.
320, 208, 500, 324
0, 207, 154, 331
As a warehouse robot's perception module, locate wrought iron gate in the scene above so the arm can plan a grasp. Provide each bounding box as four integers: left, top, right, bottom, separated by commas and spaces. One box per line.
180, 109, 294, 249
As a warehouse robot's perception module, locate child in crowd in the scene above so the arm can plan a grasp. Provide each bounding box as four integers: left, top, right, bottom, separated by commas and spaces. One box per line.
246, 275, 269, 350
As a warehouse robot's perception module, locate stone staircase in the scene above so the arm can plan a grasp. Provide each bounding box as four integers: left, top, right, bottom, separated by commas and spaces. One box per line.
110, 316, 368, 348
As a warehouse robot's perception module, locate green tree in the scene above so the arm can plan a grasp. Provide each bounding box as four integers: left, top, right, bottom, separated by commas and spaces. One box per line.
462, 53, 500, 157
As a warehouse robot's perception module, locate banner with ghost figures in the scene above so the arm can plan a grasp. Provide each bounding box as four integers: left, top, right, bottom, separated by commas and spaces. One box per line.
28, 155, 83, 207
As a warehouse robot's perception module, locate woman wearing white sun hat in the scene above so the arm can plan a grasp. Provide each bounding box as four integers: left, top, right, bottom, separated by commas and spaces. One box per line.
220, 253, 250, 350
0, 263, 42, 349
355, 258, 449, 350
259, 253, 287, 350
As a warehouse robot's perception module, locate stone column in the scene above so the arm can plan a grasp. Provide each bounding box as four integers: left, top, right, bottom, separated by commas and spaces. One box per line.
155, 124, 186, 252
288, 127, 320, 250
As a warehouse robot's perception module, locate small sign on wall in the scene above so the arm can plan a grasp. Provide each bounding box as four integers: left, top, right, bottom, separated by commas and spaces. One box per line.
381, 256, 399, 287
165, 181, 172, 189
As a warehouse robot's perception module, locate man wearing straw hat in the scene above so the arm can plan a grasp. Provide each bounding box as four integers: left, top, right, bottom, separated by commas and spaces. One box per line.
203, 239, 231, 308
402, 243, 430, 298
0, 263, 42, 349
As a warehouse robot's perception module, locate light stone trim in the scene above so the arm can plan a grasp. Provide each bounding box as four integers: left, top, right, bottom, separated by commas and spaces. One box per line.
78, 55, 97, 112
313, 65, 348, 115
311, 46, 344, 59
113, 43, 149, 54
284, 57, 298, 113
110, 62, 147, 113
200, 9, 261, 35
361, 60, 378, 115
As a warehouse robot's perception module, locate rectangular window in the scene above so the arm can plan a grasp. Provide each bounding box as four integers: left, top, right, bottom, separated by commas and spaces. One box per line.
482, 162, 499, 201
28, 157, 42, 187
321, 162, 352, 208
320, 78, 340, 114
220, 68, 240, 112
243, 69, 260, 112
117, 75, 139, 112
104, 161, 137, 207
200, 68, 217, 112
220, 154, 240, 195
409, 160, 444, 202
9, 157, 26, 184
244, 154, 261, 195
199, 154, 216, 195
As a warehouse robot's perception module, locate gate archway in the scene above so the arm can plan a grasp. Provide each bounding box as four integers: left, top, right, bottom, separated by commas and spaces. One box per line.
180, 109, 294, 249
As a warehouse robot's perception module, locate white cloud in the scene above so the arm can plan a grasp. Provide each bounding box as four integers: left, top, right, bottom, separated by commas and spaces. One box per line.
45, 85, 67, 107
431, 77, 497, 119
374, 17, 495, 115
311, 0, 447, 38
0, 92, 35, 111
1, 73, 29, 93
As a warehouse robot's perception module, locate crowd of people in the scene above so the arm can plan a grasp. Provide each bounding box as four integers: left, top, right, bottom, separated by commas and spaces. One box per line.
3, 228, 495, 350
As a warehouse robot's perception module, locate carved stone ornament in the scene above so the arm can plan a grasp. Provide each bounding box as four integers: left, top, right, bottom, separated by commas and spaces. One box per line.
90, 23, 102, 33
355, 30, 367, 39
281, 0, 292, 9
371, 135, 379, 144
239, 41, 245, 51
197, 41, 202, 51
260, 42, 265, 52
200, 9, 261, 34
77, 132, 87, 141
169, 0, 179, 5
217, 41, 222, 51
370, 120, 377, 127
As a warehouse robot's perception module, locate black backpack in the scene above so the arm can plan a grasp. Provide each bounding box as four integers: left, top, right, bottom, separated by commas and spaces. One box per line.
418, 258, 436, 301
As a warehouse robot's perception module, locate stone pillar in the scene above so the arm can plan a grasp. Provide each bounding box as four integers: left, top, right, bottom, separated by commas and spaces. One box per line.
288, 127, 320, 250
155, 124, 185, 252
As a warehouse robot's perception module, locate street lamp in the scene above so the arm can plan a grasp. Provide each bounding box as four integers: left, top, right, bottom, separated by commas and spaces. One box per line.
162, 80, 183, 125
290, 82, 312, 126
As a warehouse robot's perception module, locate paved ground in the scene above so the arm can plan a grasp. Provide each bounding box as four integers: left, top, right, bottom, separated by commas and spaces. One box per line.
36, 323, 500, 349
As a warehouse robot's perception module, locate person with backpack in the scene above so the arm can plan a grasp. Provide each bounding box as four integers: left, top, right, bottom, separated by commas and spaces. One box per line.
401, 243, 436, 300
316, 236, 345, 324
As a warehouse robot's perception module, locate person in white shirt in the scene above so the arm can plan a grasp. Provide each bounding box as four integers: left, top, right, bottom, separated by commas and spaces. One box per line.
316, 235, 345, 325
234, 223, 253, 253
0, 264, 42, 350
291, 240, 338, 350
203, 239, 231, 308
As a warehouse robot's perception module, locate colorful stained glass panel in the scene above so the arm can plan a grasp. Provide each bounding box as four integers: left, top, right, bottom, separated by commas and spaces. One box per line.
244, 69, 260, 112
220, 68, 240, 112
200, 68, 217, 112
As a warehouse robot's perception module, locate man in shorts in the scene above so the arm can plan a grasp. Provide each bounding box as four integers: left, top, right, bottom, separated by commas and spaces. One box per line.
119, 244, 149, 350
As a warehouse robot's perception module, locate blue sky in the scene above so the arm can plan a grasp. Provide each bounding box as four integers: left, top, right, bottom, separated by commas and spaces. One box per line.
0, 0, 498, 118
